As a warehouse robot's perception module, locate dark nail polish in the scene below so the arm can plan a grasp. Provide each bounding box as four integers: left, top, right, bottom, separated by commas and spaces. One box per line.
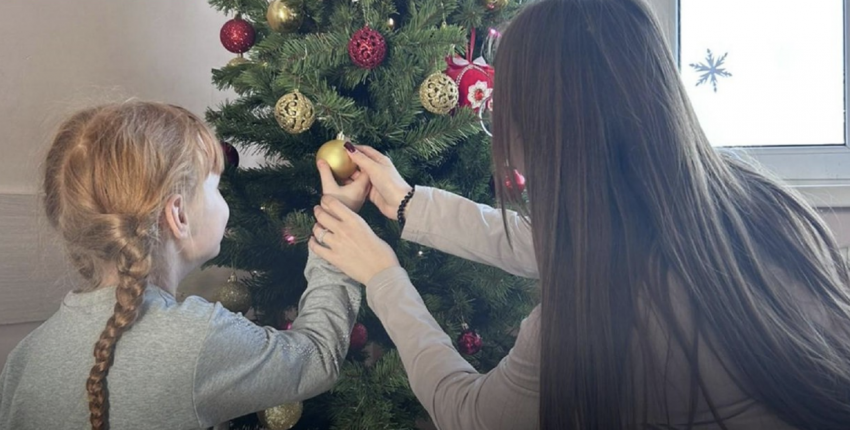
344, 141, 355, 153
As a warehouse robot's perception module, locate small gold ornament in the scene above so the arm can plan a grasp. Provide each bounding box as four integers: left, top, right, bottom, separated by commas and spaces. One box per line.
482, 0, 509, 10
419, 72, 459, 115
274, 90, 316, 134
316, 133, 357, 180
258, 402, 303, 430
386, 17, 396, 30
227, 56, 250, 67
215, 273, 252, 314
267, 0, 303, 33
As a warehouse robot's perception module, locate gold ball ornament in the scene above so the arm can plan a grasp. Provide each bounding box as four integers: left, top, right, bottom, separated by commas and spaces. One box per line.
316, 134, 357, 180
227, 56, 251, 67
274, 90, 316, 134
258, 402, 303, 430
215, 273, 252, 314
482, 0, 509, 10
267, 0, 303, 33
419, 73, 459, 115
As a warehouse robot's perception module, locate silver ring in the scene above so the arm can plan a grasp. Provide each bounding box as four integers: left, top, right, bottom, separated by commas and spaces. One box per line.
316, 228, 328, 245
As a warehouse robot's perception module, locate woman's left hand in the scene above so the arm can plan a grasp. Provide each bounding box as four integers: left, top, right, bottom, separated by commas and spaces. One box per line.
309, 196, 400, 285
317, 160, 371, 212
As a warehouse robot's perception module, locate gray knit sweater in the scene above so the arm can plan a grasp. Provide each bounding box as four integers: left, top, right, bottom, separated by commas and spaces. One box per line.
0, 251, 360, 429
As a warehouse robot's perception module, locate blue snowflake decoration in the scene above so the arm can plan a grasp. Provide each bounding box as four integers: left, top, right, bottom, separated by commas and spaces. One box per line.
689, 49, 732, 93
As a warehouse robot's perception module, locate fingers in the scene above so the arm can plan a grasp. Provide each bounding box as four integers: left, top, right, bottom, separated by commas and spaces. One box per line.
316, 160, 338, 192
307, 236, 333, 261
354, 145, 392, 165
320, 195, 355, 222
312, 223, 335, 249
313, 204, 342, 232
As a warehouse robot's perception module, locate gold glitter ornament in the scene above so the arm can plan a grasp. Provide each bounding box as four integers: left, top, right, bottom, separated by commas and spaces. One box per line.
258, 402, 303, 430
227, 56, 250, 67
274, 90, 316, 134
215, 273, 252, 314
419, 73, 459, 115
267, 0, 302, 33
316, 134, 357, 180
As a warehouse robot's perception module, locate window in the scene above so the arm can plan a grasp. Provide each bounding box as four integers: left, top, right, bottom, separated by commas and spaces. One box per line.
679, 1, 844, 148
655, 0, 850, 205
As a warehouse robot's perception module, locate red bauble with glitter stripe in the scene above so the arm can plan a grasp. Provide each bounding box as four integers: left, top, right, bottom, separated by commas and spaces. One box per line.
220, 17, 256, 54
348, 26, 386, 69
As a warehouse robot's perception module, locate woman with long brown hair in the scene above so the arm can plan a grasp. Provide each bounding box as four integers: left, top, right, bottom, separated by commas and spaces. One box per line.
309, 0, 850, 428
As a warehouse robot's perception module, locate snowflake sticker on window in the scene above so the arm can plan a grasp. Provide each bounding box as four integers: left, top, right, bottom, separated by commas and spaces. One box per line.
689, 49, 732, 93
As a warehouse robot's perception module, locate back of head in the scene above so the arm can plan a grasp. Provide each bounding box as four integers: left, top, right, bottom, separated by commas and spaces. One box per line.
491, 0, 850, 428
43, 101, 223, 429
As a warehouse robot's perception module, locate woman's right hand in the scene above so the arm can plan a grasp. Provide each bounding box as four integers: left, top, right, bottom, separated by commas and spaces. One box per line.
346, 145, 413, 220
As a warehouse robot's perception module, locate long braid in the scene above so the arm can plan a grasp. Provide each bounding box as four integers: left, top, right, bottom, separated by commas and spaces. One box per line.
85, 217, 155, 430
42, 101, 224, 429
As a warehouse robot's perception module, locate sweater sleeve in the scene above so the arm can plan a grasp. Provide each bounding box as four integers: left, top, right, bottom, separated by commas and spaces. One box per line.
192, 250, 361, 427
402, 187, 538, 279
367, 267, 540, 430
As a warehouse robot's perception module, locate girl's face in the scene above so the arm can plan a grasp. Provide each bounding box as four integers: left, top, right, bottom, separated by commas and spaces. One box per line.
183, 173, 230, 266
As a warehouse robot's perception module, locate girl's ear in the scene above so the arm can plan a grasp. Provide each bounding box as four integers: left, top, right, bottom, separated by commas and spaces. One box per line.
162, 194, 190, 240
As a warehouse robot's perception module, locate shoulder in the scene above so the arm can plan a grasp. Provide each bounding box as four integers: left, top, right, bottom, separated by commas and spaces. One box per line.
129, 288, 226, 352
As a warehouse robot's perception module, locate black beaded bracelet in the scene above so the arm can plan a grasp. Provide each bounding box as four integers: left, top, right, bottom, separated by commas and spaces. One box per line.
397, 186, 416, 229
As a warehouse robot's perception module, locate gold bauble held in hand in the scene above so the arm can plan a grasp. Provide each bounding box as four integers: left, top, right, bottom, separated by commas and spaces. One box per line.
215, 273, 252, 314
316, 134, 357, 180
274, 90, 315, 134
258, 402, 303, 430
267, 0, 302, 33
419, 72, 459, 115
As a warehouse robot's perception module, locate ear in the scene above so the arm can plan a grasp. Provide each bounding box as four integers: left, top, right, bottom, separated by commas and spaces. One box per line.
162, 194, 190, 240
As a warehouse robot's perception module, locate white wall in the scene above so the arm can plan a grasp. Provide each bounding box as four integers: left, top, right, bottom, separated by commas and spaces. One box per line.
2, 0, 850, 371
0, 0, 258, 369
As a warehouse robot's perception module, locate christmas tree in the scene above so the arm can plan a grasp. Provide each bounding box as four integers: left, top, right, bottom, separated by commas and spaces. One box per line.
205, 0, 536, 428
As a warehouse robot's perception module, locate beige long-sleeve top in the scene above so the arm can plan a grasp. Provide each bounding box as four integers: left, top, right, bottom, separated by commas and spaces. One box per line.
365, 186, 795, 430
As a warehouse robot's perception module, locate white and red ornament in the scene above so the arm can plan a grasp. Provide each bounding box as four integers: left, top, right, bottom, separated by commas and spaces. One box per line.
220, 16, 256, 54
348, 26, 387, 69
443, 55, 494, 113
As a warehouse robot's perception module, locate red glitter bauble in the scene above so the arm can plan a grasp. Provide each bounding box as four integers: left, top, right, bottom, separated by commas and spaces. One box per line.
348, 26, 386, 69
221, 141, 240, 168
457, 327, 482, 355
220, 17, 256, 54
350, 323, 368, 350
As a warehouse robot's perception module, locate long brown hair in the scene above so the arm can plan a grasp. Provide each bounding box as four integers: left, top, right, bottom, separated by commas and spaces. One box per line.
491, 0, 850, 428
43, 101, 223, 429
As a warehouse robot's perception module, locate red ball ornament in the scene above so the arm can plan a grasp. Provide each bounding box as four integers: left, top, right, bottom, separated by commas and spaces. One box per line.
220, 17, 256, 54
348, 26, 386, 69
221, 141, 240, 168
350, 323, 368, 350
457, 324, 482, 355
443, 55, 494, 112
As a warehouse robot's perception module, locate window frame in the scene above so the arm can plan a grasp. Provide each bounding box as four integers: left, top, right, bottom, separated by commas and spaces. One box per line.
655, 0, 850, 206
